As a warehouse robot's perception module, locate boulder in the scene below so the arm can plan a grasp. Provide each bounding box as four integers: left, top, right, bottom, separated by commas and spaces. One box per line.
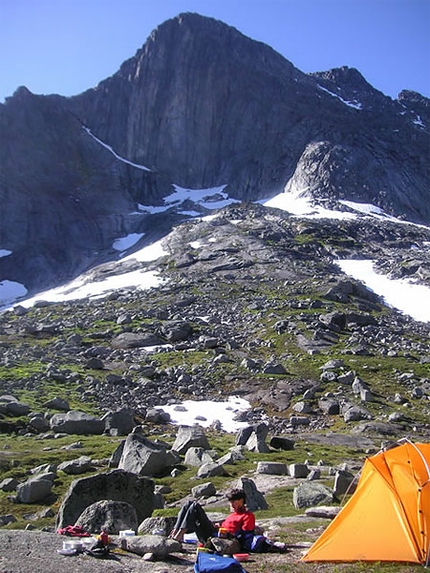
191, 482, 216, 499
49, 410, 104, 435
102, 408, 135, 436
138, 516, 177, 536
16, 474, 55, 503
333, 469, 356, 497
28, 415, 50, 432
171, 425, 210, 455
216, 447, 245, 465
196, 462, 227, 478
305, 506, 341, 519
235, 426, 253, 446
293, 482, 334, 509
0, 478, 19, 492
123, 534, 181, 558
56, 469, 154, 529
184, 447, 214, 467
5, 401, 30, 416
57, 456, 94, 475
236, 477, 268, 511
289, 463, 309, 478
111, 332, 163, 349
145, 408, 171, 424
43, 397, 69, 411
118, 429, 180, 476
245, 423, 270, 453
269, 436, 295, 451
257, 462, 288, 475
75, 500, 138, 534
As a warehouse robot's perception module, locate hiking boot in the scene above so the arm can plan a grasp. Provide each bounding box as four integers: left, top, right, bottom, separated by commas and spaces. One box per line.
268, 541, 289, 553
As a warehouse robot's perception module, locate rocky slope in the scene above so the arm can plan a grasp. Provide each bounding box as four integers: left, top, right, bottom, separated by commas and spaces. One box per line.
0, 12, 429, 294
1, 203, 429, 442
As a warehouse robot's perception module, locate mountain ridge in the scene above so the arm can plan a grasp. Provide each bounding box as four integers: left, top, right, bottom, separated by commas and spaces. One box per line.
0, 12, 429, 298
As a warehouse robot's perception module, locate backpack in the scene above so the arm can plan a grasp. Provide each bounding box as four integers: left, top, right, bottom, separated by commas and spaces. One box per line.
194, 551, 247, 573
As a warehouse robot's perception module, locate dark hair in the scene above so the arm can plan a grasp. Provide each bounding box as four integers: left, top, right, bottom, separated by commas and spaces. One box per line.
227, 488, 246, 503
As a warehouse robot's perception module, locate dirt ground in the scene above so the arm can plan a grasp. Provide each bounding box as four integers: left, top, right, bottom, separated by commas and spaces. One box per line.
0, 530, 424, 573
0, 530, 313, 573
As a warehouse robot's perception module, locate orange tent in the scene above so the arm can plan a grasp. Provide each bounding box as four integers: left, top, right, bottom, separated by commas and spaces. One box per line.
302, 440, 430, 565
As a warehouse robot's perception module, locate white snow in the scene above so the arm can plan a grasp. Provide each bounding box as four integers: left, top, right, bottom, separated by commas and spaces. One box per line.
339, 200, 388, 217
337, 259, 430, 323
121, 237, 168, 262
83, 127, 151, 171
412, 114, 425, 127
9, 269, 163, 309
155, 396, 252, 433
261, 189, 357, 220
1, 187, 429, 324
0, 250, 12, 258
138, 184, 239, 215
318, 85, 363, 110
259, 190, 430, 323
112, 232, 144, 252
0, 238, 168, 310
0, 280, 28, 305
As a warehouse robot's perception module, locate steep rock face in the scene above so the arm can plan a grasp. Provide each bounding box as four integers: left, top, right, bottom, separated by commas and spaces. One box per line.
0, 88, 172, 290
0, 12, 429, 294
70, 12, 312, 196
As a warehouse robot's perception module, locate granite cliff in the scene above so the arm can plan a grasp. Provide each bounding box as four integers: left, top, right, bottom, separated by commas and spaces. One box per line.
0, 12, 429, 295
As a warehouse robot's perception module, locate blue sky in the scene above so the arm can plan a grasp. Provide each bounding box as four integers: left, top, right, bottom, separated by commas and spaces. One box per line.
0, 0, 429, 102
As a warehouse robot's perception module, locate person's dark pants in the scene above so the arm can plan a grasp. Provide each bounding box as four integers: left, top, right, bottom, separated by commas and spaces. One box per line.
173, 500, 217, 542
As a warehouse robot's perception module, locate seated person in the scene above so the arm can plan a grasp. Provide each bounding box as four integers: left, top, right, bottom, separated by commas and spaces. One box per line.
169, 488, 287, 553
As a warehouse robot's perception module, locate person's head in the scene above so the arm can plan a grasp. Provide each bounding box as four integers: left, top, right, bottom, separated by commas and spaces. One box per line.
227, 489, 246, 510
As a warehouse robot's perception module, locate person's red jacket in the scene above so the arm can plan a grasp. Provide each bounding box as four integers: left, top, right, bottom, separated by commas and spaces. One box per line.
221, 508, 255, 534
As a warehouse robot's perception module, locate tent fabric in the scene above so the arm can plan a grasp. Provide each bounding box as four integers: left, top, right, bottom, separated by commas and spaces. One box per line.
302, 441, 430, 564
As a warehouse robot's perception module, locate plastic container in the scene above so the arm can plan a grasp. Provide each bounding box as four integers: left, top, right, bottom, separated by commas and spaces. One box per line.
233, 553, 250, 562
217, 527, 228, 538
119, 529, 135, 537
62, 540, 83, 551
81, 536, 97, 549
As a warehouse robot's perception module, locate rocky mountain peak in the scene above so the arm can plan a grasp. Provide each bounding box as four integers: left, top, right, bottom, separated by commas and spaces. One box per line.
0, 12, 429, 297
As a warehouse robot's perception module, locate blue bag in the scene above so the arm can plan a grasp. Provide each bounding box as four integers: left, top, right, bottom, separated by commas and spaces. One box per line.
194, 551, 246, 573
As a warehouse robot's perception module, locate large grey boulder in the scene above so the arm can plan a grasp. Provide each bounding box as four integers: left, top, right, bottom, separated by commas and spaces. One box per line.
191, 482, 216, 499
5, 401, 30, 417
0, 478, 19, 492
245, 423, 270, 453
16, 474, 55, 503
102, 408, 136, 436
293, 482, 334, 509
138, 516, 177, 536
118, 429, 180, 476
49, 410, 105, 435
184, 446, 214, 467
56, 469, 154, 529
333, 469, 357, 497
111, 332, 163, 349
257, 462, 288, 475
124, 535, 181, 558
236, 477, 268, 511
269, 436, 295, 451
57, 456, 94, 475
171, 425, 210, 455
196, 462, 227, 478
75, 500, 138, 534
